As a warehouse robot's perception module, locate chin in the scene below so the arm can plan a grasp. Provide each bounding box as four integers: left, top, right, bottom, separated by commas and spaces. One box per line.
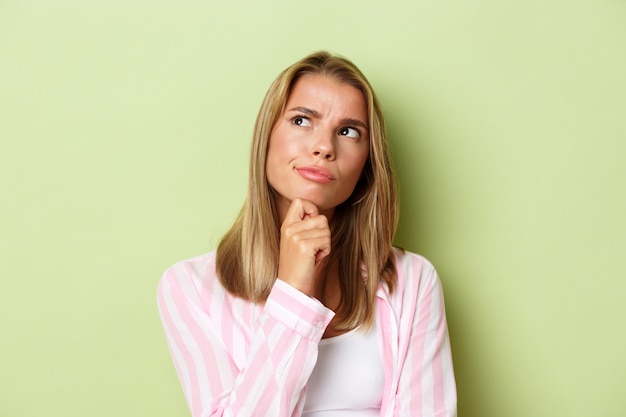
303, 196, 349, 213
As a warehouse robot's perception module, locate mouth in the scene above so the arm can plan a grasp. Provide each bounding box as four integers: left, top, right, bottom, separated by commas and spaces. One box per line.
295, 166, 335, 184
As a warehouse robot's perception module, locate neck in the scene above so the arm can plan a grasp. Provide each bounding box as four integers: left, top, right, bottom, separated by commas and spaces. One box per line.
314, 259, 341, 310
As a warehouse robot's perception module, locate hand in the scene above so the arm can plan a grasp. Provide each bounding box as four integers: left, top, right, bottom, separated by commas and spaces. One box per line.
277, 199, 331, 298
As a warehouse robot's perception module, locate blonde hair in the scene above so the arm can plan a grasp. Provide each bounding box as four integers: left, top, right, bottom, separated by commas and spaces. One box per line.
216, 51, 398, 329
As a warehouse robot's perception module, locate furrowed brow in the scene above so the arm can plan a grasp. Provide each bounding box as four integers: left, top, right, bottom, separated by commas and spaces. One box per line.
287, 106, 368, 131
342, 118, 368, 131
287, 106, 322, 118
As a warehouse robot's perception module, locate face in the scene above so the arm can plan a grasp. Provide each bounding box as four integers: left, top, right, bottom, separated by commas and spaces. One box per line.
266, 74, 370, 221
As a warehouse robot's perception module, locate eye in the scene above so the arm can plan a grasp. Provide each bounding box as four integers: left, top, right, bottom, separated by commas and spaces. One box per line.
339, 127, 361, 139
292, 116, 311, 127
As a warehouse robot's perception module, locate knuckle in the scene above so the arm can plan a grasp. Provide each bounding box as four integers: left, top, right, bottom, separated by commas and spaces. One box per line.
281, 223, 295, 236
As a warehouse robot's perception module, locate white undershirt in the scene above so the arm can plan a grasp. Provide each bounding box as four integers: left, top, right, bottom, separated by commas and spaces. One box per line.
303, 313, 384, 416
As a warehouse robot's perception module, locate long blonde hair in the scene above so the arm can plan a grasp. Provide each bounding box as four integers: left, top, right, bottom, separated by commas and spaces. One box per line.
216, 51, 398, 329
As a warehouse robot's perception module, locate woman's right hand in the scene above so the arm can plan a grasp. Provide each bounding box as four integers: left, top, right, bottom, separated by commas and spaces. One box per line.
277, 198, 331, 298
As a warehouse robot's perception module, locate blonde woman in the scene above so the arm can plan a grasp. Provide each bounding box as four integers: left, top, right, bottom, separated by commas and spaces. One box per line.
157, 51, 457, 417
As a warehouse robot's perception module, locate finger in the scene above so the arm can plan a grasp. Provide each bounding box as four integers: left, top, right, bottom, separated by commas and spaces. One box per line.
291, 234, 329, 266
299, 199, 320, 219
314, 247, 331, 265
282, 214, 329, 236
283, 198, 319, 225
287, 228, 331, 247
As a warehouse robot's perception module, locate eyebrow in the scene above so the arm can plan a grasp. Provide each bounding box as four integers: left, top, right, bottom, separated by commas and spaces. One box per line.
287, 106, 368, 131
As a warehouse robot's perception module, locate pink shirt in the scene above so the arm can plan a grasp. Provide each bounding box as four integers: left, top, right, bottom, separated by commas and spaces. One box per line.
157, 247, 457, 417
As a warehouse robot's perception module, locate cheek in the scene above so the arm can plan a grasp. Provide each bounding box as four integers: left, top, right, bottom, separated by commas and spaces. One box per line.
266, 132, 285, 165
351, 149, 370, 178
268, 133, 304, 164
266, 131, 297, 178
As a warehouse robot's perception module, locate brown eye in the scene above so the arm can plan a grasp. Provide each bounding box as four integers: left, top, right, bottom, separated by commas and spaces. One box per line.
292, 116, 311, 127
339, 127, 360, 139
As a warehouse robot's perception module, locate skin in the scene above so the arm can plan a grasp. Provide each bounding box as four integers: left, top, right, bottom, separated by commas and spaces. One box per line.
266, 74, 370, 223
266, 75, 369, 335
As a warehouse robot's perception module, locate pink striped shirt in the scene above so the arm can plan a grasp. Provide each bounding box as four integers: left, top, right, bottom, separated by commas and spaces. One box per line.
157, 247, 457, 417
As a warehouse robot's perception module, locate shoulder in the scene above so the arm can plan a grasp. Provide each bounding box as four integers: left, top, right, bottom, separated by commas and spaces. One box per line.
157, 250, 225, 309
386, 247, 442, 304
392, 247, 439, 282
160, 250, 218, 285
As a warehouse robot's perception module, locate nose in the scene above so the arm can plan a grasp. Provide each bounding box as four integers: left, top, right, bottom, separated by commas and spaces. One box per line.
311, 131, 336, 160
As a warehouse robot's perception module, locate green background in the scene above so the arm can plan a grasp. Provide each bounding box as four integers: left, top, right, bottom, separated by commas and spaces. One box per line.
1, 1, 624, 416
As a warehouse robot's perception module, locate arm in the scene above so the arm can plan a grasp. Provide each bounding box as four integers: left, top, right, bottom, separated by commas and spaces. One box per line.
394, 255, 457, 417
157, 266, 334, 417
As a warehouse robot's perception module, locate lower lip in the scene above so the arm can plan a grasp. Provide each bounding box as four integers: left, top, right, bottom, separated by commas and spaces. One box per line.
297, 169, 333, 184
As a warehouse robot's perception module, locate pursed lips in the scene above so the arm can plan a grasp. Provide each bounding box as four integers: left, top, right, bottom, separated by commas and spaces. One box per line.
295, 166, 335, 183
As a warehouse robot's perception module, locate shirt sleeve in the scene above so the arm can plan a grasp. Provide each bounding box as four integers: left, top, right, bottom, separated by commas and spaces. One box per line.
394, 255, 457, 417
157, 264, 334, 417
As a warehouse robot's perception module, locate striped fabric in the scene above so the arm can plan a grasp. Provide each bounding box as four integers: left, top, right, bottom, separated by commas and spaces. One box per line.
157, 247, 457, 417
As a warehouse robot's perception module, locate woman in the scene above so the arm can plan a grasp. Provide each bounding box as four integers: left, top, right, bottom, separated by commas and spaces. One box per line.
157, 51, 457, 417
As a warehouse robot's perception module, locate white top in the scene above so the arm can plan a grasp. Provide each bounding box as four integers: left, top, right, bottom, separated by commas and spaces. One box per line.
303, 313, 384, 416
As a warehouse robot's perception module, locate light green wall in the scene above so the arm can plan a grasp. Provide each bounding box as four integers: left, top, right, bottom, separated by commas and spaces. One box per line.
1, 1, 624, 416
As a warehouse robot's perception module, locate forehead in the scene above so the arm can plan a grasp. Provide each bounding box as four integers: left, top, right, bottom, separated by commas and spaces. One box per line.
285, 74, 368, 120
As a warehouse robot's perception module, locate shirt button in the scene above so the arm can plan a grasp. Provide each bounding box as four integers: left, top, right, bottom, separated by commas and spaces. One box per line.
316, 321, 324, 328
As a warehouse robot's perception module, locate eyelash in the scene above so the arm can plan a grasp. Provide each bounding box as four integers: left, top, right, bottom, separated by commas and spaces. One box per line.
339, 127, 361, 139
291, 115, 309, 126
291, 115, 361, 138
